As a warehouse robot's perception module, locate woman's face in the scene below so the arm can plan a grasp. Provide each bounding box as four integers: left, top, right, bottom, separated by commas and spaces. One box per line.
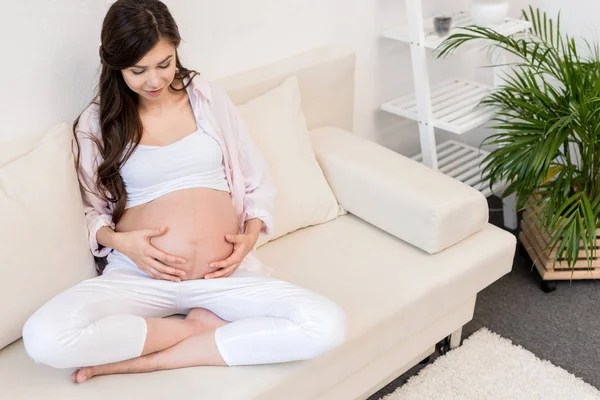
121, 38, 177, 101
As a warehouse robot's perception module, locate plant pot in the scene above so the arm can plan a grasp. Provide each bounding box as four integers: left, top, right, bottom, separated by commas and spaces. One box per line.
469, 0, 509, 27
518, 196, 600, 281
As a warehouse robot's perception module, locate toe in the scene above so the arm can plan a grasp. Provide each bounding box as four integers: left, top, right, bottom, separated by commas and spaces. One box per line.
76, 368, 90, 383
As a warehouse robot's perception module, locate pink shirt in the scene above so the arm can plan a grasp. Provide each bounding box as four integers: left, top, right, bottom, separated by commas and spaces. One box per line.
74, 74, 276, 276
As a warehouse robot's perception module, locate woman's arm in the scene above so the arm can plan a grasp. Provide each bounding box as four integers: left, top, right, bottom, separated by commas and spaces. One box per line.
73, 104, 118, 257
96, 226, 124, 253
217, 85, 277, 236
243, 218, 263, 244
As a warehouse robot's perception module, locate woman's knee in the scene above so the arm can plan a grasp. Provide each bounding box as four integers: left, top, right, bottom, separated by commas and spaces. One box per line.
22, 308, 80, 369
316, 299, 348, 352
295, 296, 348, 358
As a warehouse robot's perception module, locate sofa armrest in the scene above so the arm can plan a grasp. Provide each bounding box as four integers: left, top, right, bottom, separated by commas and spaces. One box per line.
309, 127, 489, 254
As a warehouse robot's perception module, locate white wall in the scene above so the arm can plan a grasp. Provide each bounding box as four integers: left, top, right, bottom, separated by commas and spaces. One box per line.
534, 0, 600, 41
2, 1, 110, 143
2, 0, 597, 158
529, 0, 600, 56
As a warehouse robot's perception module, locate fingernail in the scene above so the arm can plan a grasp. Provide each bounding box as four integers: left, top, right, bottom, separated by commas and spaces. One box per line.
175, 278, 180, 282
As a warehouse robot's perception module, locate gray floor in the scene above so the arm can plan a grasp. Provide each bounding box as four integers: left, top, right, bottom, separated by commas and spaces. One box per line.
370, 196, 600, 400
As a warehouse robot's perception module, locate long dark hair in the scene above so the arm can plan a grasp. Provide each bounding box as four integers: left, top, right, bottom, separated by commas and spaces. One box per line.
73, 0, 198, 224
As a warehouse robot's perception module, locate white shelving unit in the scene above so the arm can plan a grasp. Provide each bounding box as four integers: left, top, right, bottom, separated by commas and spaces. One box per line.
382, 3, 530, 229
382, 11, 529, 50
412, 140, 493, 197
381, 78, 495, 135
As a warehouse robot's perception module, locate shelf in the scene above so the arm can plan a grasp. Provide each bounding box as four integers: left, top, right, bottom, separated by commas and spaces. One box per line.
381, 78, 496, 135
382, 11, 530, 49
412, 139, 497, 197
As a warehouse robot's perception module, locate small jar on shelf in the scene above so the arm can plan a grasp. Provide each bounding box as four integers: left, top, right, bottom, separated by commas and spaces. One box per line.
433, 14, 452, 37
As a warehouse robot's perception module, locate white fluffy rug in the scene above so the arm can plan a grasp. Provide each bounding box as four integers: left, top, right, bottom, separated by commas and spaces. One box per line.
381, 328, 600, 400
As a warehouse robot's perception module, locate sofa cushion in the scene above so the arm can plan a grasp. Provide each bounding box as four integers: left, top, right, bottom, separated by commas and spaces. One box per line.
310, 126, 490, 254
0, 124, 97, 350
0, 215, 515, 399
237, 75, 342, 247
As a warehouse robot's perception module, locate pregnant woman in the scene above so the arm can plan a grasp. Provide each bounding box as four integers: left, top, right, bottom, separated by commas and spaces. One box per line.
22, 0, 347, 383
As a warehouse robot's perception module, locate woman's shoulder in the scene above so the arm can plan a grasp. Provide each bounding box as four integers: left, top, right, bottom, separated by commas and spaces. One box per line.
186, 72, 227, 103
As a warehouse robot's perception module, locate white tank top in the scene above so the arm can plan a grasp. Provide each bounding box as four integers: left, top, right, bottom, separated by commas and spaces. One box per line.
120, 95, 229, 209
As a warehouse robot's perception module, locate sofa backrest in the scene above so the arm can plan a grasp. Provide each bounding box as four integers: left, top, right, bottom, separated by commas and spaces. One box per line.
218, 45, 355, 133
0, 124, 98, 350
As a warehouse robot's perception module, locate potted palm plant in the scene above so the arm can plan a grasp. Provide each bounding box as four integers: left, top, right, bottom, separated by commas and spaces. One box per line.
435, 6, 600, 292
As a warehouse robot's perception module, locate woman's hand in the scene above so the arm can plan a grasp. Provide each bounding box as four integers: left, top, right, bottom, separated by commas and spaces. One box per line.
118, 227, 188, 282
205, 233, 257, 279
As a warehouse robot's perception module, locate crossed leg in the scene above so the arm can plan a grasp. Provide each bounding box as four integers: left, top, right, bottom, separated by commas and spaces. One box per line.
22, 267, 218, 382
71, 307, 228, 382
68, 268, 347, 382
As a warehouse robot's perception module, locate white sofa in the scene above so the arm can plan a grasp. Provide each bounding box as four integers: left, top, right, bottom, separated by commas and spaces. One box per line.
0, 46, 516, 400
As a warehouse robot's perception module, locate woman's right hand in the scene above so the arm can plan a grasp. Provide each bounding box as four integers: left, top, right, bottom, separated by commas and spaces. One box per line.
118, 227, 188, 281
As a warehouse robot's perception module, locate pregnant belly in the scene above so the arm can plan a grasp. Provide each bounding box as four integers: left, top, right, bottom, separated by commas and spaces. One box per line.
116, 188, 239, 280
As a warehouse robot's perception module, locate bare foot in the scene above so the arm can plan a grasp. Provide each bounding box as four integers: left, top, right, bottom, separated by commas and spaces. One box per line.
71, 367, 95, 383
71, 354, 160, 384
185, 308, 228, 335
68, 309, 226, 383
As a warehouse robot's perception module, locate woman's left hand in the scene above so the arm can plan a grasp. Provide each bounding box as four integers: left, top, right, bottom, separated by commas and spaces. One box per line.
205, 233, 257, 279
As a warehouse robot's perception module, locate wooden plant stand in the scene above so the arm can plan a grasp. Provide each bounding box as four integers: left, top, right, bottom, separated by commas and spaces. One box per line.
518, 197, 600, 292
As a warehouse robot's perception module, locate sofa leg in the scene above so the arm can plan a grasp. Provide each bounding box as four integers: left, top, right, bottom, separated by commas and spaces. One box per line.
435, 337, 451, 355
436, 327, 464, 356
450, 327, 463, 349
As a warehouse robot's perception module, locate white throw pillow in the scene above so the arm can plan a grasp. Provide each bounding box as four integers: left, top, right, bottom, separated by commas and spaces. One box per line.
237, 75, 342, 247
0, 124, 97, 350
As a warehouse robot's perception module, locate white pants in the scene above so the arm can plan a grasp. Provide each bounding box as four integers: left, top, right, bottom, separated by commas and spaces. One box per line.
22, 261, 347, 369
